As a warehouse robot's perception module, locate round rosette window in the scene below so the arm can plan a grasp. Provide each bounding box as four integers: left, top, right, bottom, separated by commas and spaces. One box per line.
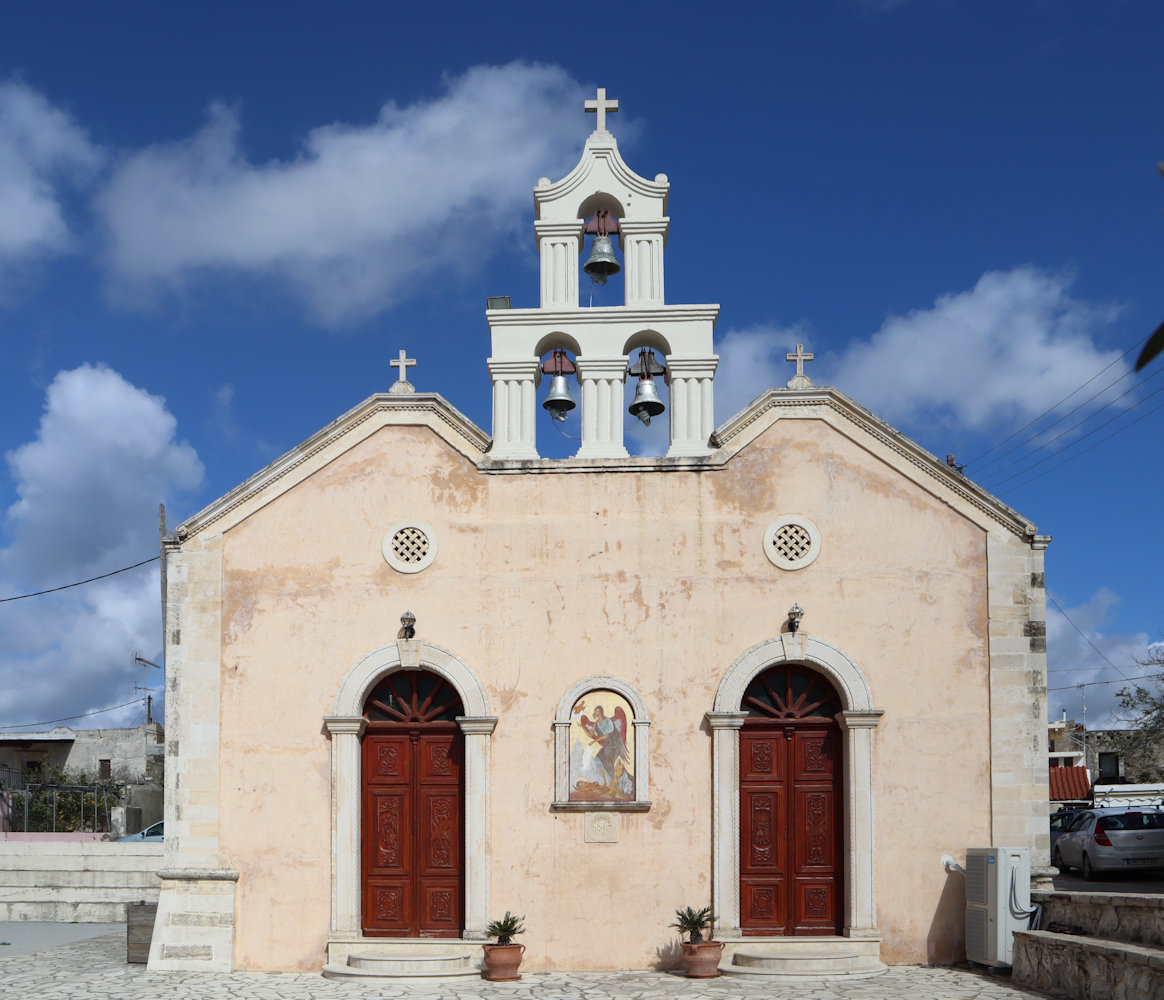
382, 518, 438, 574
763, 515, 821, 570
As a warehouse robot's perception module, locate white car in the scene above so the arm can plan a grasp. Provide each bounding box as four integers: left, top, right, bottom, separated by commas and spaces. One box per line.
117, 820, 163, 842
1053, 807, 1164, 879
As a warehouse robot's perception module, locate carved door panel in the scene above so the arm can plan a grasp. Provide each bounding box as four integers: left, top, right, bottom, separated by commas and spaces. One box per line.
362, 729, 463, 936
740, 724, 840, 934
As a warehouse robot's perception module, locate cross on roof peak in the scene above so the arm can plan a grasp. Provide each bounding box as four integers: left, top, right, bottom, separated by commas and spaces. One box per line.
785, 344, 814, 389
389, 349, 417, 395
584, 88, 619, 133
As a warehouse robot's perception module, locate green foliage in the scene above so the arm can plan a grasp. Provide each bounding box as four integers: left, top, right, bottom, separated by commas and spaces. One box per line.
485, 911, 525, 946
13, 763, 121, 833
670, 905, 715, 944
1115, 652, 1164, 783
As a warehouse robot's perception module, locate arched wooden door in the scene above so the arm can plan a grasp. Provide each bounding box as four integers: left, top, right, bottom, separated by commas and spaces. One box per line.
739, 663, 843, 935
361, 670, 464, 937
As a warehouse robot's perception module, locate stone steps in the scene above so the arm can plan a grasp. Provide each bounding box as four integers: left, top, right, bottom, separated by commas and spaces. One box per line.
719, 936, 886, 980
322, 948, 480, 981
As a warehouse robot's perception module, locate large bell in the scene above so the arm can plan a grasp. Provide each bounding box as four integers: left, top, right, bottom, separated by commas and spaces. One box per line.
628, 374, 665, 426
542, 374, 576, 422
583, 235, 621, 285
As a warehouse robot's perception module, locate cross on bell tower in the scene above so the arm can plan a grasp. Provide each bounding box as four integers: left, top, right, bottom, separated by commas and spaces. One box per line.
584, 88, 619, 133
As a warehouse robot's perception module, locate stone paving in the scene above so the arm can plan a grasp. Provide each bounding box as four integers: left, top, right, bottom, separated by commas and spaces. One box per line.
0, 931, 1056, 1000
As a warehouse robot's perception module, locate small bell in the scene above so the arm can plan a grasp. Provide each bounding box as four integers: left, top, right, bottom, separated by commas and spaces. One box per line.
583, 235, 621, 285
628, 374, 665, 426
542, 374, 576, 422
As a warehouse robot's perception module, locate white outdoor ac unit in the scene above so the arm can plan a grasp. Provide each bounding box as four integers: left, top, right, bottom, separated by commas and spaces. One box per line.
964, 846, 1031, 967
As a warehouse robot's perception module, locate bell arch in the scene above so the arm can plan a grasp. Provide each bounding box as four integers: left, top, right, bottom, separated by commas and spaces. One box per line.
707, 633, 883, 942
324, 640, 496, 945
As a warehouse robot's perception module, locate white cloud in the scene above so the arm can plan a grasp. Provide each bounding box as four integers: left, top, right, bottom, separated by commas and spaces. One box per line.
0, 365, 203, 730
0, 80, 103, 278
96, 62, 588, 325
1046, 589, 1153, 730
829, 267, 1128, 432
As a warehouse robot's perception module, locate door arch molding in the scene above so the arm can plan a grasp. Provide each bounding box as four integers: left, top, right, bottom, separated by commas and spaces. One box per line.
325, 640, 496, 943
707, 633, 883, 940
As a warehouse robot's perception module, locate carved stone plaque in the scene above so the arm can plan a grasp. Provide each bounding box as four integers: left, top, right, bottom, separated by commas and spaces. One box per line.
584, 811, 618, 843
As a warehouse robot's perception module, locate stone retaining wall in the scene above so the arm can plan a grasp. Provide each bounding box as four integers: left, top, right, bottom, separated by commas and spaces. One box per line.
1013, 929, 1163, 1000
1033, 890, 1164, 948
0, 841, 163, 921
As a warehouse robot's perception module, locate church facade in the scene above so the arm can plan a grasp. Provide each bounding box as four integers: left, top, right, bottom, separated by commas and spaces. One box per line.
149, 91, 1052, 977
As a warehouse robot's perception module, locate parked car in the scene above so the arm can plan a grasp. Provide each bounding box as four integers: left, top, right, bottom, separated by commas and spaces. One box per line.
1049, 809, 1080, 853
117, 820, 163, 842
1053, 808, 1164, 879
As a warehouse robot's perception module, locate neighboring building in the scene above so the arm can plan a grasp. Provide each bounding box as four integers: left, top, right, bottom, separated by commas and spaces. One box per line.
0, 722, 164, 788
148, 91, 1052, 978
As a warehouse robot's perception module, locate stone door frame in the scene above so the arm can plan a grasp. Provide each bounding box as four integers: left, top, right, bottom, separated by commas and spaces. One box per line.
325, 639, 496, 942
708, 632, 883, 940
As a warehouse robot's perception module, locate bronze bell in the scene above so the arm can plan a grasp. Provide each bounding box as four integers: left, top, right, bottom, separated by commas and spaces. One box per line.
583, 235, 621, 285
542, 374, 576, 422
628, 374, 665, 426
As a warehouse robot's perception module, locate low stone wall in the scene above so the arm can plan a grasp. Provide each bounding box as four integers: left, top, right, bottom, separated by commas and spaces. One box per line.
1013, 929, 1164, 1000
1033, 890, 1164, 948
0, 841, 163, 921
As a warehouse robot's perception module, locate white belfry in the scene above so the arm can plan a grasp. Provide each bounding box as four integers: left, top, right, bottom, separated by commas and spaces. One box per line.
486, 90, 719, 460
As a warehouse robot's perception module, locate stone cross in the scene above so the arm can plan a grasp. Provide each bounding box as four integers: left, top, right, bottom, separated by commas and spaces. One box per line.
585, 88, 619, 133
389, 349, 417, 395
785, 344, 814, 390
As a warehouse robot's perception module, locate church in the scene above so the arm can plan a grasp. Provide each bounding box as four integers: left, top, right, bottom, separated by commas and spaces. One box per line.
148, 90, 1052, 979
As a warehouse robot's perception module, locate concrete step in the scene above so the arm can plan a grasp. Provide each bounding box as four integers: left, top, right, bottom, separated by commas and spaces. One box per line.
322, 947, 480, 981
720, 938, 886, 980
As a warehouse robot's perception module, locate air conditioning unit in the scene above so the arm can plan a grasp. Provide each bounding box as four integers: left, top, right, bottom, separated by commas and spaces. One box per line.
964, 846, 1031, 967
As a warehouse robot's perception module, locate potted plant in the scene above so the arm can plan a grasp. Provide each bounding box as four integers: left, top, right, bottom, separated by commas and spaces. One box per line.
482, 911, 526, 981
670, 905, 723, 978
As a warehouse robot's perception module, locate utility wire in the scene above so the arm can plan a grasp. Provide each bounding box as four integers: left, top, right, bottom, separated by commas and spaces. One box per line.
0, 556, 159, 603
1048, 672, 1162, 693
973, 365, 1160, 481
963, 336, 1146, 470
993, 396, 1164, 493
0, 697, 147, 731
979, 379, 1164, 489
1046, 594, 1137, 683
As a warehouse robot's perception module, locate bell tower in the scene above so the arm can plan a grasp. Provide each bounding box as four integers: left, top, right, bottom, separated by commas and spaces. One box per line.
486, 88, 719, 460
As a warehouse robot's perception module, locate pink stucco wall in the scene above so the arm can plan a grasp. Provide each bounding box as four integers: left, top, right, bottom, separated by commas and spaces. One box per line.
216, 416, 990, 970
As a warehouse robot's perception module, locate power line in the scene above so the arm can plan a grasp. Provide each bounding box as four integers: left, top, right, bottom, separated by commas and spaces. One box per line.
1049, 672, 1162, 693
1046, 594, 1137, 683
0, 556, 159, 603
0, 697, 147, 731
993, 395, 1164, 493
963, 336, 1145, 469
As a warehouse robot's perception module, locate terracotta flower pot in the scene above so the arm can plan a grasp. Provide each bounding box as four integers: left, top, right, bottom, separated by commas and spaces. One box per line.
482, 942, 525, 981
680, 940, 724, 978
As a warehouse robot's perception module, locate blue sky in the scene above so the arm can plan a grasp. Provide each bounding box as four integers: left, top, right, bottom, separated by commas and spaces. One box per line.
1, 1, 1161, 733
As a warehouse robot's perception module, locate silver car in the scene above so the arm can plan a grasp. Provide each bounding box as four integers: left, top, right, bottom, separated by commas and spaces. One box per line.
1053, 807, 1164, 879
116, 820, 164, 842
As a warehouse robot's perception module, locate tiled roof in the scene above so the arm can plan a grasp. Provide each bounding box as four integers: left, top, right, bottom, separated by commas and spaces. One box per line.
1049, 765, 1091, 803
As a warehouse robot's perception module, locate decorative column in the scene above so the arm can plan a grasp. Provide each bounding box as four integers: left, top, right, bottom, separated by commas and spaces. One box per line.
837, 709, 883, 938
706, 710, 748, 936
575, 357, 629, 459
486, 359, 540, 460
535, 221, 584, 308
665, 357, 718, 457
618, 219, 668, 307
458, 716, 498, 939
323, 716, 367, 936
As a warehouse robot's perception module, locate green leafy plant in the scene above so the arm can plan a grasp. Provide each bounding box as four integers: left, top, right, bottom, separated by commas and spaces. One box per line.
670, 905, 715, 943
485, 911, 526, 946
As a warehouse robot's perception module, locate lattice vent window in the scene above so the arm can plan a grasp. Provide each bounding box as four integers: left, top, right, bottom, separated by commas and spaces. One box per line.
382, 518, 438, 574
763, 515, 821, 570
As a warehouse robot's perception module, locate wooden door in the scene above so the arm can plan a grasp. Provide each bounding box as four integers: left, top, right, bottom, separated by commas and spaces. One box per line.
739, 665, 842, 935
361, 671, 464, 937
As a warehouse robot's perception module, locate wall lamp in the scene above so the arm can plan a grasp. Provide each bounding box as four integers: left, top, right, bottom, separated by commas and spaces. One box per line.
787, 603, 805, 633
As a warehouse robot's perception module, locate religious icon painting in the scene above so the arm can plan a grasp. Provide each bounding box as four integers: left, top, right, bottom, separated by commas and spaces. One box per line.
568, 689, 635, 802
